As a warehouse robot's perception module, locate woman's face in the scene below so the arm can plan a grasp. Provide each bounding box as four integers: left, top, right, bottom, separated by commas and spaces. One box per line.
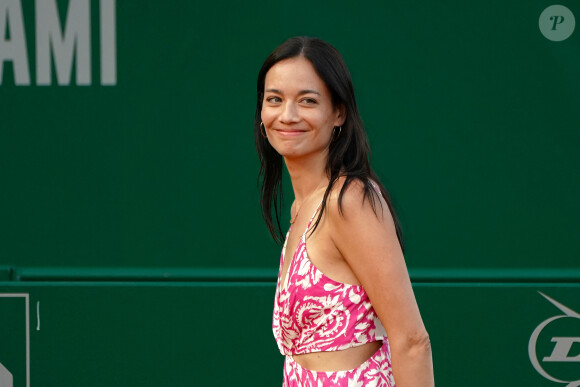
261, 56, 345, 160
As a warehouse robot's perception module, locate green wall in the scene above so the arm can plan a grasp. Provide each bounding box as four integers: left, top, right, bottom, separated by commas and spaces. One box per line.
1, 0, 578, 269
1, 282, 579, 386
1, 0, 579, 385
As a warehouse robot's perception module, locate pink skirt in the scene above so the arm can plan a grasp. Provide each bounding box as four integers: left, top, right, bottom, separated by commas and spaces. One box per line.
283, 342, 395, 387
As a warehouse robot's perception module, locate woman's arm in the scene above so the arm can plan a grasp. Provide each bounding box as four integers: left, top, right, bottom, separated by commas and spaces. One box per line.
328, 180, 434, 387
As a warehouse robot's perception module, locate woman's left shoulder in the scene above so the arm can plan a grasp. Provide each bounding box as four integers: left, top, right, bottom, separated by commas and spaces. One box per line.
327, 177, 383, 220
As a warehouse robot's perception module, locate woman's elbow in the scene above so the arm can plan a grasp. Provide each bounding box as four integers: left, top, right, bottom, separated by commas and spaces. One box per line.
392, 330, 432, 356
408, 331, 431, 356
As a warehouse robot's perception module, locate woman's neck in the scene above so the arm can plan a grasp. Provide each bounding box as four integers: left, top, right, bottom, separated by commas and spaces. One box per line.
285, 153, 329, 202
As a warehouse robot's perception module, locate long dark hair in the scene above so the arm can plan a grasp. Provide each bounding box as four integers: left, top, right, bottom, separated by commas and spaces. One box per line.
255, 36, 404, 251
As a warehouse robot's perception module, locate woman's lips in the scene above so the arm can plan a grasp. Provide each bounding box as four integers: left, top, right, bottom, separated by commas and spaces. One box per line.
274, 129, 307, 137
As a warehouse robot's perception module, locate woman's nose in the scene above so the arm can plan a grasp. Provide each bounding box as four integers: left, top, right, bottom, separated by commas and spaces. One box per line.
279, 102, 300, 123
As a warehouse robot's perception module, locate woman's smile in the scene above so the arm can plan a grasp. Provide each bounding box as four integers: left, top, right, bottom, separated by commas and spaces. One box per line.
274, 128, 308, 137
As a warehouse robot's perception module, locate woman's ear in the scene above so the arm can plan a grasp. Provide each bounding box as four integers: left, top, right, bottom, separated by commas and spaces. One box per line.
335, 104, 347, 127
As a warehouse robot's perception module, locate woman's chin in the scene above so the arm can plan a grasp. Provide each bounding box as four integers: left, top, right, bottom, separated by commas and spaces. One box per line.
270, 144, 301, 158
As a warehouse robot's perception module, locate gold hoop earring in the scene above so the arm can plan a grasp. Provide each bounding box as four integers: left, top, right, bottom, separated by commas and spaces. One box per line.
260, 122, 267, 138
333, 126, 342, 140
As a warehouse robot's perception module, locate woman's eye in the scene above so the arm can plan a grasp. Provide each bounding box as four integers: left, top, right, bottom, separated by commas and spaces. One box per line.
301, 98, 318, 104
266, 96, 282, 103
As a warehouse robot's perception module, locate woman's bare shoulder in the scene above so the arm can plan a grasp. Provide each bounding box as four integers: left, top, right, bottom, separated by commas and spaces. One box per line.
327, 176, 383, 219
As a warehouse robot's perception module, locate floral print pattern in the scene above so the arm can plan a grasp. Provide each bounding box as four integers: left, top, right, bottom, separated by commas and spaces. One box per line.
284, 342, 395, 387
273, 202, 395, 386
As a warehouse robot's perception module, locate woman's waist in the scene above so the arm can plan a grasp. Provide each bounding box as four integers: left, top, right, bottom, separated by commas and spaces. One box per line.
289, 340, 385, 372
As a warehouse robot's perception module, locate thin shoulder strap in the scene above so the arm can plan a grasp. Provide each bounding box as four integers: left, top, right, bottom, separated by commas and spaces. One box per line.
370, 179, 381, 195
303, 199, 324, 237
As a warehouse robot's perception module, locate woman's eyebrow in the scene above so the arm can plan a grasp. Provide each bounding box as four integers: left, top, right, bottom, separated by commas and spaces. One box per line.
298, 89, 321, 96
264, 88, 321, 96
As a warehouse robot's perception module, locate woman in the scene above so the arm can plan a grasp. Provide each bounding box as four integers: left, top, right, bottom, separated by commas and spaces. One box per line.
255, 37, 434, 387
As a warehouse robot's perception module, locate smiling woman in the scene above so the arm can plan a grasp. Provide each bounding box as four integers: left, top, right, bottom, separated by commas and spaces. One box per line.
254, 37, 434, 387
261, 57, 342, 161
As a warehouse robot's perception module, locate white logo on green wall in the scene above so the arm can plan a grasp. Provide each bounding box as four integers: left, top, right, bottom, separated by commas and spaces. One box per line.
0, 294, 29, 387
0, 363, 13, 387
0, 0, 117, 86
539, 5, 576, 41
529, 292, 580, 387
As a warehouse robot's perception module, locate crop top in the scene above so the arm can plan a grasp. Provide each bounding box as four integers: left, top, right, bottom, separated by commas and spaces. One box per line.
272, 201, 387, 355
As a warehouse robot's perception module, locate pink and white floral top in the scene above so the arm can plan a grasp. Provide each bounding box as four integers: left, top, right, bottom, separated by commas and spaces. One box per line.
273, 202, 387, 355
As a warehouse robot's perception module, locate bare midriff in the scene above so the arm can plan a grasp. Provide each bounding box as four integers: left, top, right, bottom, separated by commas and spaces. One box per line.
291, 341, 383, 372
